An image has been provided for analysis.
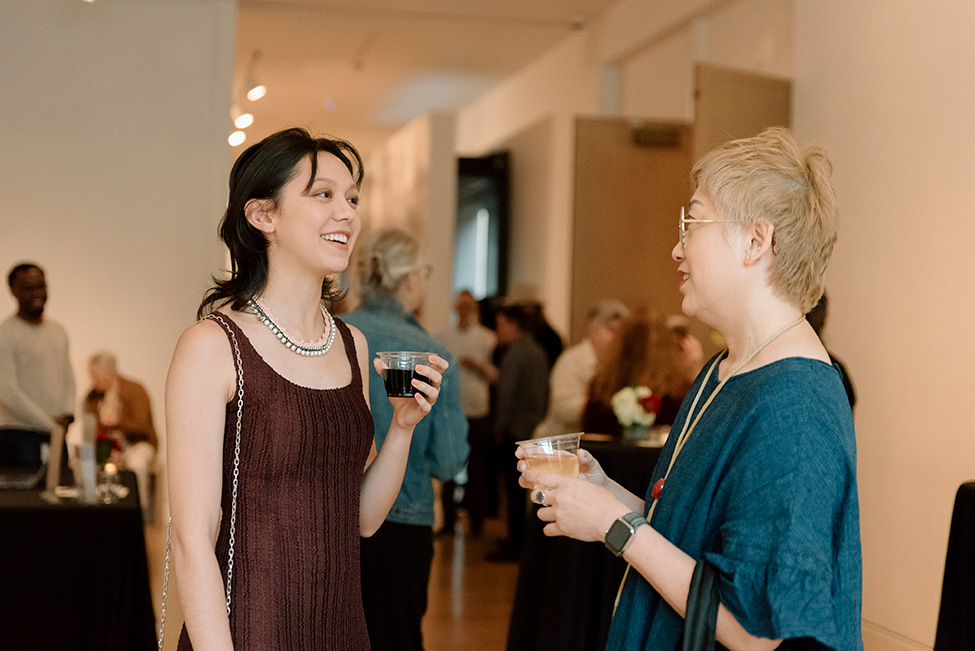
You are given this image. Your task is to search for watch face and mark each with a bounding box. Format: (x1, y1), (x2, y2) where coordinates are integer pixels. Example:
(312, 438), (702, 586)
(606, 519), (633, 555)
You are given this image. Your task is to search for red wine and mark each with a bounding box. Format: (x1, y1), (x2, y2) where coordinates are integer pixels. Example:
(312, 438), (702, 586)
(383, 368), (432, 397)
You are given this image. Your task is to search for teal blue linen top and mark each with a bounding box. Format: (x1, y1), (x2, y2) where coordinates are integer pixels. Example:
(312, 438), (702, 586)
(341, 295), (469, 527)
(606, 355), (862, 651)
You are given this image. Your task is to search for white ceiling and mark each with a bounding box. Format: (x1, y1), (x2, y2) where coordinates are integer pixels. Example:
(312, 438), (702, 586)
(235, 0), (620, 156)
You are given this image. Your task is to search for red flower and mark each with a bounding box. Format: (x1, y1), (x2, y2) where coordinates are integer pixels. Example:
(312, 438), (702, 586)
(639, 394), (662, 415)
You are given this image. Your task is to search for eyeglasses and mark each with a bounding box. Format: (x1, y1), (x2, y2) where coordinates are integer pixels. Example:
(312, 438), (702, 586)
(678, 206), (740, 246)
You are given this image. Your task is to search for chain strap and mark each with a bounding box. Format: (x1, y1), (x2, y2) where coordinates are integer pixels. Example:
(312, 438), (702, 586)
(157, 520), (171, 649)
(158, 313), (245, 648)
(223, 313), (244, 614)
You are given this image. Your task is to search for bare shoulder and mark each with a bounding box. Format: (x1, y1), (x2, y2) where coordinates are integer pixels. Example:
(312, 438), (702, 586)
(175, 317), (232, 360)
(345, 323), (370, 361)
(168, 318), (236, 398)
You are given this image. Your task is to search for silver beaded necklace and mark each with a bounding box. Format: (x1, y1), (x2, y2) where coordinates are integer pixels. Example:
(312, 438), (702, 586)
(248, 297), (337, 357)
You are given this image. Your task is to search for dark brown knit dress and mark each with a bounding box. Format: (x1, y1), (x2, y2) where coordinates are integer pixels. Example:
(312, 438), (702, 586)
(177, 314), (374, 650)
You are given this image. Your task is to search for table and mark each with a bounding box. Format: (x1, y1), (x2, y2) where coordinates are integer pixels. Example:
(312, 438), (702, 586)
(0, 471), (156, 651)
(507, 440), (663, 651)
(935, 481), (975, 651)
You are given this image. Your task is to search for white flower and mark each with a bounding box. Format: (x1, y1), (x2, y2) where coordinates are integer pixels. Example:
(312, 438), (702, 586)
(611, 385), (659, 427)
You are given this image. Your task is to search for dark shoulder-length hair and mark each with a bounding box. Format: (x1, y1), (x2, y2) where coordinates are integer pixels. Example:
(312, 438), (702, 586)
(197, 127), (364, 319)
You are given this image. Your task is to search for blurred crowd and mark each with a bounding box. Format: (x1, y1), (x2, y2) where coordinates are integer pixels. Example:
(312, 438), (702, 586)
(423, 285), (706, 562)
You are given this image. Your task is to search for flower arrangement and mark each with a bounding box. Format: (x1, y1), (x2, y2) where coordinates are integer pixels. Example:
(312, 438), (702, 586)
(611, 386), (662, 428)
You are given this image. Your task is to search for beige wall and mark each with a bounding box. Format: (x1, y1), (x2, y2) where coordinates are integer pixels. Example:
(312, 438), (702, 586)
(796, 1), (975, 648)
(456, 0), (795, 337)
(357, 112), (458, 332)
(0, 0), (236, 457)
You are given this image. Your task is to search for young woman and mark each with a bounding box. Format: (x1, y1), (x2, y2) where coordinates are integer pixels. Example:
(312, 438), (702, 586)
(518, 127), (862, 650)
(166, 128), (448, 650)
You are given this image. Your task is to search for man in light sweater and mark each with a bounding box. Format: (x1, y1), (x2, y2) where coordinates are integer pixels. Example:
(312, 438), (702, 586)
(0, 263), (75, 469)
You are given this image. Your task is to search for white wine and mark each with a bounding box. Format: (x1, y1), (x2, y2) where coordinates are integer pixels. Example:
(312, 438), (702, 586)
(525, 452), (580, 479)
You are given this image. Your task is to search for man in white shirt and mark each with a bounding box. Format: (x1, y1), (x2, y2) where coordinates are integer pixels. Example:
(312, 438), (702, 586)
(436, 290), (497, 536)
(533, 298), (629, 438)
(0, 263), (75, 470)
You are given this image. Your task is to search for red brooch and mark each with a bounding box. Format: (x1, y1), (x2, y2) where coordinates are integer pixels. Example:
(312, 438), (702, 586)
(652, 478), (665, 499)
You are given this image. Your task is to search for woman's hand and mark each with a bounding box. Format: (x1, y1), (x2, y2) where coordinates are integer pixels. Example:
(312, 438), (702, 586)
(577, 448), (609, 487)
(523, 470), (629, 543)
(375, 354), (447, 430)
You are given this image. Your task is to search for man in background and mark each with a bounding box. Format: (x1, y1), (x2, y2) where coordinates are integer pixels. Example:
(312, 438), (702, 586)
(0, 263), (75, 470)
(84, 351), (157, 515)
(535, 298), (629, 438)
(489, 303), (549, 561)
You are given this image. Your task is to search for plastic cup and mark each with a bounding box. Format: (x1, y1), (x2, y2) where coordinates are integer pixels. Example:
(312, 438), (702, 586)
(516, 432), (582, 499)
(377, 351), (433, 397)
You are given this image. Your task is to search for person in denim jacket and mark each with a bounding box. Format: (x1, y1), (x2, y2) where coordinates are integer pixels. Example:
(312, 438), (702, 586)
(342, 226), (469, 651)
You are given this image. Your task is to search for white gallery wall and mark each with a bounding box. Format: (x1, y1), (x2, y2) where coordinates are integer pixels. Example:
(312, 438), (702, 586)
(0, 0), (236, 457)
(355, 112), (458, 332)
(795, 1), (975, 648)
(456, 0), (794, 336)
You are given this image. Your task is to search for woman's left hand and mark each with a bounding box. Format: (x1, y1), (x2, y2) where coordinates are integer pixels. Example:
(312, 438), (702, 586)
(375, 354), (447, 430)
(526, 469), (629, 543)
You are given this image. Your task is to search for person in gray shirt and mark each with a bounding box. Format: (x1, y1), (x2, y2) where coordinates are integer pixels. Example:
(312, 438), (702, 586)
(0, 262), (75, 469)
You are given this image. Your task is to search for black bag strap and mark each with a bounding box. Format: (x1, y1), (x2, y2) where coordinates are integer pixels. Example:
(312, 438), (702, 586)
(683, 559), (720, 651)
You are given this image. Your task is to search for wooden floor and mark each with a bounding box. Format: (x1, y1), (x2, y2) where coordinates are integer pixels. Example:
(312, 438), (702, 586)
(146, 484), (520, 651)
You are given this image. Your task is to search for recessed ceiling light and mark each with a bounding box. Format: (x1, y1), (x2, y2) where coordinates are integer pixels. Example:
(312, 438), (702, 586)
(228, 131), (246, 147)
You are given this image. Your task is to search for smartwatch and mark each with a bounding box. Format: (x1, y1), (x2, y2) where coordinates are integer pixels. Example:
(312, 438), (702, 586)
(604, 511), (648, 557)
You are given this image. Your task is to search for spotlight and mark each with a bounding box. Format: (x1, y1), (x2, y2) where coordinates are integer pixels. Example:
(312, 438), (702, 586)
(228, 131), (246, 147)
(231, 105), (254, 129)
(244, 50), (266, 102)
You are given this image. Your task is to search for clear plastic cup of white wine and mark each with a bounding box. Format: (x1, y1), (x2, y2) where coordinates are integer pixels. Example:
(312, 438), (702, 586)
(516, 432), (582, 502)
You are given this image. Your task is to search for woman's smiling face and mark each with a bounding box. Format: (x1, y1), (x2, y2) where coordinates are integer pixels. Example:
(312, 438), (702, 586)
(267, 151), (361, 276)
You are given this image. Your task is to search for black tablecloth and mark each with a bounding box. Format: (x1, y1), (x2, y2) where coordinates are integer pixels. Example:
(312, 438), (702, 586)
(507, 440), (663, 651)
(0, 471), (156, 651)
(935, 481), (975, 651)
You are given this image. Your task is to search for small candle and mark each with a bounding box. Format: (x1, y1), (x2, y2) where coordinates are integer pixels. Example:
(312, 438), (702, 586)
(104, 462), (118, 475)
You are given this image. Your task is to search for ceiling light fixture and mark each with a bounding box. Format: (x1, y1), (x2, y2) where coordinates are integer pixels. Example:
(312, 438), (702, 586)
(244, 50), (266, 102)
(231, 105), (254, 129)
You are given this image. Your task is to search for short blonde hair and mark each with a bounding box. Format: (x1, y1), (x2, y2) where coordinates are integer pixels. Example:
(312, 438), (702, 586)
(692, 127), (838, 313)
(356, 227), (421, 304)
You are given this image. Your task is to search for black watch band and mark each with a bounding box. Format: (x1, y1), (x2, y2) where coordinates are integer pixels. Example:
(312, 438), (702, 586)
(604, 511), (648, 557)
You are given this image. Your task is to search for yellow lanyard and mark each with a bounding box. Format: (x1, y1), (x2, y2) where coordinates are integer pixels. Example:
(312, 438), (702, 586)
(613, 315), (806, 611)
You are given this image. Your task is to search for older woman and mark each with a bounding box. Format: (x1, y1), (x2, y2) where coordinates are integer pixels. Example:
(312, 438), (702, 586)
(519, 127), (861, 650)
(341, 226), (469, 651)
